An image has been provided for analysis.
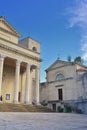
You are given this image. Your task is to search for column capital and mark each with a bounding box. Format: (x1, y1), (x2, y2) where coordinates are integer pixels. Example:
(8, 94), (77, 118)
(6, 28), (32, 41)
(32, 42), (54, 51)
(16, 60), (21, 66)
(36, 66), (40, 70)
(26, 63), (32, 69)
(0, 54), (6, 61)
(26, 63), (32, 66)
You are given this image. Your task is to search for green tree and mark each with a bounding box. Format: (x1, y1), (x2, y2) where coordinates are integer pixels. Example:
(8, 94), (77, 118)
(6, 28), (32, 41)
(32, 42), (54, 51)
(74, 56), (83, 64)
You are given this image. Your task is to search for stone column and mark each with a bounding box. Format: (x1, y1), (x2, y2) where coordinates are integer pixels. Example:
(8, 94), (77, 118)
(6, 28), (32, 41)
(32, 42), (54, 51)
(14, 60), (21, 103)
(0, 55), (5, 101)
(25, 63), (31, 104)
(35, 66), (40, 104)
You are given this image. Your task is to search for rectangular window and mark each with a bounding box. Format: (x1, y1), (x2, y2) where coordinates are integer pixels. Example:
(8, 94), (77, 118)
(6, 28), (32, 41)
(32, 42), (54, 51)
(6, 94), (10, 100)
(18, 92), (21, 102)
(58, 89), (63, 100)
(52, 104), (56, 111)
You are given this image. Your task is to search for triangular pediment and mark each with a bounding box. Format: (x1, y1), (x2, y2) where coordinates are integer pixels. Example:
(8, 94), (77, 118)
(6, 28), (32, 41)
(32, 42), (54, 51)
(76, 63), (87, 71)
(0, 16), (21, 37)
(46, 59), (72, 71)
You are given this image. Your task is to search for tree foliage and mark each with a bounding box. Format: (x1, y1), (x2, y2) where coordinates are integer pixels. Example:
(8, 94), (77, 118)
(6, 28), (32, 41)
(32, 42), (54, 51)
(74, 56), (83, 64)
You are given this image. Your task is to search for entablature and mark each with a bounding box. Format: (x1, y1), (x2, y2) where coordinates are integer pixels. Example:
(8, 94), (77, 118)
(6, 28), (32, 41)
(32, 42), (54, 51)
(0, 37), (41, 63)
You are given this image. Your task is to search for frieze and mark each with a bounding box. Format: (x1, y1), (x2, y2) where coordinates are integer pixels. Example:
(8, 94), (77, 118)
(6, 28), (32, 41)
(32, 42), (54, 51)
(0, 41), (41, 62)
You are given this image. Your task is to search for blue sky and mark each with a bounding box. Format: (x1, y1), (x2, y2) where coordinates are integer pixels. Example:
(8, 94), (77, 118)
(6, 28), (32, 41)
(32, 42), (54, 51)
(0, 0), (87, 82)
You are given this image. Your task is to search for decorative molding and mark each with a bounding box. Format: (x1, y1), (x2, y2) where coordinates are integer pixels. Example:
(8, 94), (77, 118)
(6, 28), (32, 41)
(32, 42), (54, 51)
(0, 39), (41, 62)
(0, 17), (21, 37)
(55, 84), (64, 87)
(46, 64), (73, 72)
(0, 27), (19, 37)
(0, 37), (40, 54)
(47, 77), (73, 84)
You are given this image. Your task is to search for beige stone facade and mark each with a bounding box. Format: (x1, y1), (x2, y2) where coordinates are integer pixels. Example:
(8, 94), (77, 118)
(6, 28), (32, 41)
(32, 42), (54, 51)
(40, 59), (87, 112)
(0, 16), (41, 104)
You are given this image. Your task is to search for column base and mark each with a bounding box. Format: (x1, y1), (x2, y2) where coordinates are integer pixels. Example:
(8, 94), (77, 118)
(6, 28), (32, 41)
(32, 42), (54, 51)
(13, 101), (19, 104)
(0, 101), (3, 104)
(36, 103), (41, 106)
(24, 101), (32, 105)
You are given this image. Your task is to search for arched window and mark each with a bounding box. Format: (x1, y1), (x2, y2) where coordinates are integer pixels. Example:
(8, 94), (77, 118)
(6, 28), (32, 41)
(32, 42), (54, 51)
(56, 74), (64, 81)
(32, 47), (37, 52)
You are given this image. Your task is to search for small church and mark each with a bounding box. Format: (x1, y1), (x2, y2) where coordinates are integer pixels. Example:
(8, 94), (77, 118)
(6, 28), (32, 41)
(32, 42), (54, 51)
(0, 16), (41, 104)
(40, 59), (87, 114)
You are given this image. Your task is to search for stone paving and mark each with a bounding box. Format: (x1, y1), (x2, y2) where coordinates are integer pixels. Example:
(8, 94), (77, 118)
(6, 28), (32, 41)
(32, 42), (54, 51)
(0, 112), (87, 130)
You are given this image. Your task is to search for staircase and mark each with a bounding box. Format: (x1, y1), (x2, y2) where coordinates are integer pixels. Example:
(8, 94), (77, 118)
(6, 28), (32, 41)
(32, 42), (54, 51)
(0, 103), (53, 112)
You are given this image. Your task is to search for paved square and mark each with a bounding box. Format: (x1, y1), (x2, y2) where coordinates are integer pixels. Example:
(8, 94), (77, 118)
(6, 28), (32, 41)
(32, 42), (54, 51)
(0, 112), (87, 130)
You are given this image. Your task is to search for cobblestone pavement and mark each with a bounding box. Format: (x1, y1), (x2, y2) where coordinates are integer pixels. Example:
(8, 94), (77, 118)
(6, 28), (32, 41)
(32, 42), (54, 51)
(0, 112), (87, 130)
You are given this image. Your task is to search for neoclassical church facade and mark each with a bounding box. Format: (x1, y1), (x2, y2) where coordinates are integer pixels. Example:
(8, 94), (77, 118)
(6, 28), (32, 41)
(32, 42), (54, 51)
(0, 16), (41, 104)
(40, 59), (87, 113)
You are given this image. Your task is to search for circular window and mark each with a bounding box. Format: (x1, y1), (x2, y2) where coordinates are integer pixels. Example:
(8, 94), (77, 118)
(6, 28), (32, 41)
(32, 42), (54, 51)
(56, 74), (64, 80)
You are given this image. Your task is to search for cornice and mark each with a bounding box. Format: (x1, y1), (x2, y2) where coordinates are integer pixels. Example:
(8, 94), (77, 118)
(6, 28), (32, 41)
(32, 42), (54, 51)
(20, 36), (40, 45)
(55, 84), (64, 87)
(0, 17), (21, 37)
(46, 64), (73, 72)
(0, 37), (40, 55)
(0, 27), (20, 37)
(76, 69), (87, 72)
(47, 77), (73, 84)
(0, 38), (41, 62)
(45, 59), (74, 72)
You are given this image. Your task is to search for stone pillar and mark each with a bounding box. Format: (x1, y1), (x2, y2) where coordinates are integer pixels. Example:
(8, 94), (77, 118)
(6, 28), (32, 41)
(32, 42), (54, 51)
(25, 63), (31, 104)
(0, 55), (5, 101)
(35, 66), (40, 104)
(14, 60), (21, 103)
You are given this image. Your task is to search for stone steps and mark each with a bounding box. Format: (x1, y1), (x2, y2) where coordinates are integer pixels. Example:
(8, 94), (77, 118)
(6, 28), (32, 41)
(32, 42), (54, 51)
(0, 103), (53, 112)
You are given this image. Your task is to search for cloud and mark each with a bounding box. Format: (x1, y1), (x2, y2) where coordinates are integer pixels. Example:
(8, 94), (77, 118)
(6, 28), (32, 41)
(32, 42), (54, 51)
(67, 0), (87, 61)
(68, 0), (87, 28)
